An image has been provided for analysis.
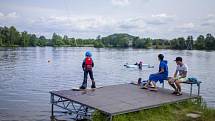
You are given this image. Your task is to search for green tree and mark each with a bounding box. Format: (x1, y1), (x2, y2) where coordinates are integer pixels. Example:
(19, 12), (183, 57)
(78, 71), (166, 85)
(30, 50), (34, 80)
(0, 27), (2, 46)
(29, 34), (38, 47)
(94, 40), (104, 48)
(52, 33), (64, 46)
(63, 35), (69, 45)
(20, 31), (30, 47)
(178, 37), (186, 49)
(144, 38), (152, 48)
(38, 36), (47, 46)
(0, 35), (2, 46)
(186, 36), (193, 50)
(195, 35), (205, 50)
(9, 26), (19, 46)
(69, 38), (76, 47)
(205, 33), (215, 50)
(170, 37), (186, 49)
(133, 38), (152, 48)
(1, 26), (10, 46)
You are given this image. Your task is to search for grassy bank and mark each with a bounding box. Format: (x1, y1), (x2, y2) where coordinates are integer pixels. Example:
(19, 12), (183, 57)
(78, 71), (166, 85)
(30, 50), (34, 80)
(92, 99), (215, 121)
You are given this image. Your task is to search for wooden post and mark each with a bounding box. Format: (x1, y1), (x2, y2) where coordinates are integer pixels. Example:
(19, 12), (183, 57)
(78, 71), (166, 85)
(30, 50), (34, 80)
(190, 84), (193, 96)
(198, 84), (200, 96)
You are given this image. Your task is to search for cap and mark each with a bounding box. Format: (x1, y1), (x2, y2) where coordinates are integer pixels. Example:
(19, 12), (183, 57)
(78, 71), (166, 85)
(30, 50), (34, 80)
(174, 57), (182, 61)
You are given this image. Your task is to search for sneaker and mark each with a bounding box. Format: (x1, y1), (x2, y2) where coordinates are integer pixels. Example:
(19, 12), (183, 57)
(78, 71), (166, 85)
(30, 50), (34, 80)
(176, 92), (182, 96)
(172, 91), (178, 95)
(91, 84), (96, 88)
(79, 86), (86, 89)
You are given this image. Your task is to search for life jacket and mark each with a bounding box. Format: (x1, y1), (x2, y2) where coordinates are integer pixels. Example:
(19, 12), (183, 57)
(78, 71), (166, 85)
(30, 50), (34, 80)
(85, 57), (93, 70)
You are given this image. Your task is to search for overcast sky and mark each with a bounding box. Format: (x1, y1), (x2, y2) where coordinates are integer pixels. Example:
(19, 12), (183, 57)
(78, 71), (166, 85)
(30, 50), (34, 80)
(0, 0), (215, 39)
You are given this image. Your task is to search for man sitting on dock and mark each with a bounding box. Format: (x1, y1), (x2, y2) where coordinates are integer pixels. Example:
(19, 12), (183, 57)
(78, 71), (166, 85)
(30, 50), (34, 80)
(141, 54), (168, 91)
(168, 57), (188, 96)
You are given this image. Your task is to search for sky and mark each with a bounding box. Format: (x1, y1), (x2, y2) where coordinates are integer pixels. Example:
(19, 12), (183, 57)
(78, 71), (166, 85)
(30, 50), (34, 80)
(0, 0), (215, 39)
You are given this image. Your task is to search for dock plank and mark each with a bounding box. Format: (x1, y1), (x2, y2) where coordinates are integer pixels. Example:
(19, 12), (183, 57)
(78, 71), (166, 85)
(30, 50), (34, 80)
(50, 83), (198, 115)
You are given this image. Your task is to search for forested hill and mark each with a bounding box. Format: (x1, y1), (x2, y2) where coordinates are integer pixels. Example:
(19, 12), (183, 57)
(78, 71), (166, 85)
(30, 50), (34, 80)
(101, 33), (138, 47)
(0, 26), (215, 50)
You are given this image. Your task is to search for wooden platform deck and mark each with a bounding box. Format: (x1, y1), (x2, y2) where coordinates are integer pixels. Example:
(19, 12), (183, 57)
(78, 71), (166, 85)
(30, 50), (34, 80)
(50, 83), (199, 120)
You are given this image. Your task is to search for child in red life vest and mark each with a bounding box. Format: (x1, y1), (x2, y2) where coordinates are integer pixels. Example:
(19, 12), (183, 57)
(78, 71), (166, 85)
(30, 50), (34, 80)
(80, 51), (96, 89)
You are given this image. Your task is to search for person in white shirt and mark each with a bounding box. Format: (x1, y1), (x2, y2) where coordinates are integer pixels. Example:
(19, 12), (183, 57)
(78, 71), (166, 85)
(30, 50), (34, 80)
(168, 57), (188, 96)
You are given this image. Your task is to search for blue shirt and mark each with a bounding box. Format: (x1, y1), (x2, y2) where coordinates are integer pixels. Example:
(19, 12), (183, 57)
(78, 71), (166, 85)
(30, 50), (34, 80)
(159, 60), (168, 78)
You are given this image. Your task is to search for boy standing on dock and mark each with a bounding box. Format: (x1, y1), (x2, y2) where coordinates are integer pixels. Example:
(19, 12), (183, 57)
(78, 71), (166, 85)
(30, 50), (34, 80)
(80, 51), (96, 89)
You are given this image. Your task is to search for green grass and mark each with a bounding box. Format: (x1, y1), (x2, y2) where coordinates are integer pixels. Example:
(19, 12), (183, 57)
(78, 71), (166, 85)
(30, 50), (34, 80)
(92, 98), (215, 121)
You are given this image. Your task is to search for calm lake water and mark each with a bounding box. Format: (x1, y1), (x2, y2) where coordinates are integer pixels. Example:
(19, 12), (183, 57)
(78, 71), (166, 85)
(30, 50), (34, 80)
(0, 47), (215, 121)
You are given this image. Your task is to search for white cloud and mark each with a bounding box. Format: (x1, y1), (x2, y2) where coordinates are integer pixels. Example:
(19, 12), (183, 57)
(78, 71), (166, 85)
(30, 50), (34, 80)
(7, 12), (18, 18)
(179, 22), (195, 29)
(145, 13), (175, 25)
(152, 13), (174, 18)
(22, 14), (178, 38)
(23, 15), (153, 38)
(152, 13), (168, 18)
(0, 12), (4, 18)
(201, 14), (215, 27)
(28, 15), (119, 36)
(0, 12), (18, 20)
(111, 0), (130, 7)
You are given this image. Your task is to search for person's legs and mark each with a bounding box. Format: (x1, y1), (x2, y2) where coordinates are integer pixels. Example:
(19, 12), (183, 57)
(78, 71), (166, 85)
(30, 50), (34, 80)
(142, 74), (159, 89)
(89, 70), (96, 88)
(80, 71), (88, 89)
(175, 80), (182, 95)
(142, 80), (150, 89)
(150, 81), (157, 91)
(168, 77), (178, 93)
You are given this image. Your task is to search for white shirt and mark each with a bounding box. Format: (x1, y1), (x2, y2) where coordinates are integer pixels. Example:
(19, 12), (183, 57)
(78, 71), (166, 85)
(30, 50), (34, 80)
(176, 63), (188, 76)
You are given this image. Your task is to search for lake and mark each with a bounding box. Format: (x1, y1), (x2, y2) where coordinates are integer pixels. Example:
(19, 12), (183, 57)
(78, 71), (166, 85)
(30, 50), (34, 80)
(0, 47), (214, 121)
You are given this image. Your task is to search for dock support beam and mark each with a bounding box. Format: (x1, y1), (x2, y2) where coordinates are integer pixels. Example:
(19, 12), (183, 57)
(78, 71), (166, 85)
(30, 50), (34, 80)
(190, 84), (193, 96)
(50, 92), (95, 120)
(198, 84), (201, 96)
(50, 93), (55, 120)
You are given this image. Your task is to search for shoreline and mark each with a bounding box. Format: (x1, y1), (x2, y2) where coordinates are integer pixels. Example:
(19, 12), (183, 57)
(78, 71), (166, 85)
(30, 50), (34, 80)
(0, 46), (215, 51)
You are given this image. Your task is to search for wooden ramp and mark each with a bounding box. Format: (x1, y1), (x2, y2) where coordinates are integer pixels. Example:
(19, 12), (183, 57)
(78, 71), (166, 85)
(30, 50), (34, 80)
(50, 83), (199, 121)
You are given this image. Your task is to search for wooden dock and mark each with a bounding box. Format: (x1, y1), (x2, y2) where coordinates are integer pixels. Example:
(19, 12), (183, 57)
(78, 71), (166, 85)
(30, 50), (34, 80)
(50, 83), (199, 121)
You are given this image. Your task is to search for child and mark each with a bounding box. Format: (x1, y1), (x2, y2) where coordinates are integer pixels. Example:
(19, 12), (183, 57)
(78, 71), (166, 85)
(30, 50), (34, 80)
(80, 51), (96, 89)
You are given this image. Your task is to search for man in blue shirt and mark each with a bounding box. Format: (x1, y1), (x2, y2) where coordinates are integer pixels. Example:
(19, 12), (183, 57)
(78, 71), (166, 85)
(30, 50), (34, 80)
(141, 54), (168, 91)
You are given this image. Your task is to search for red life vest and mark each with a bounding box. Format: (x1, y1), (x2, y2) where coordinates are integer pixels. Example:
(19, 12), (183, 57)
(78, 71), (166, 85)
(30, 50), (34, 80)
(85, 57), (93, 70)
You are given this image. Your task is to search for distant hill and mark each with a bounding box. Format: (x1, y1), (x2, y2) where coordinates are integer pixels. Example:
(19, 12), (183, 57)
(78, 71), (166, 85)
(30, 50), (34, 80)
(101, 33), (139, 47)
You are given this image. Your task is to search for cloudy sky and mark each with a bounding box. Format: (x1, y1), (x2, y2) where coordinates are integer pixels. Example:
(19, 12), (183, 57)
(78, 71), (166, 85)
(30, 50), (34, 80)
(0, 0), (215, 39)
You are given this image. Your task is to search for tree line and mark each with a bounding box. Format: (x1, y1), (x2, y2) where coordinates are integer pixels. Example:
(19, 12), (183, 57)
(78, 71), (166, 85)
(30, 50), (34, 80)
(0, 26), (215, 50)
(0, 26), (103, 47)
